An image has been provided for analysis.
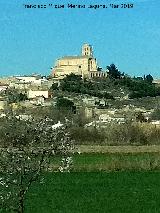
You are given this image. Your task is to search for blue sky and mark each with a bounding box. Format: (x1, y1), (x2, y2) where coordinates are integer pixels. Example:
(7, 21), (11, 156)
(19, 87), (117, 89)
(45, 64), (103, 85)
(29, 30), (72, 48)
(0, 0), (160, 78)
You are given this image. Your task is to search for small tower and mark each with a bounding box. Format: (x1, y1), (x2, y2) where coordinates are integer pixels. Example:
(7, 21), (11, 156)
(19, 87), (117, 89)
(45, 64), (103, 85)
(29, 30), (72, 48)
(82, 43), (93, 57)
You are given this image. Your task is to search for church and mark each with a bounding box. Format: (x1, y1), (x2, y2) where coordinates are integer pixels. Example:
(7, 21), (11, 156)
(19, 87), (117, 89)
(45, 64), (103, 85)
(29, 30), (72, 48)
(51, 44), (107, 79)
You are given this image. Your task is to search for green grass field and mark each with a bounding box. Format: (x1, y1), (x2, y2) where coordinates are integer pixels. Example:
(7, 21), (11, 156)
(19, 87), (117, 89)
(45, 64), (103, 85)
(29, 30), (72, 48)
(25, 153), (160, 212)
(25, 171), (160, 213)
(2, 152), (160, 212)
(71, 152), (160, 171)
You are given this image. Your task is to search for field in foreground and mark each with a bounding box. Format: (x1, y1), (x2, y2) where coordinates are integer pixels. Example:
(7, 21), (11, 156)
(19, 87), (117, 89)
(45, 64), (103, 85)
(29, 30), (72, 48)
(25, 171), (160, 213)
(76, 145), (160, 153)
(53, 152), (160, 171)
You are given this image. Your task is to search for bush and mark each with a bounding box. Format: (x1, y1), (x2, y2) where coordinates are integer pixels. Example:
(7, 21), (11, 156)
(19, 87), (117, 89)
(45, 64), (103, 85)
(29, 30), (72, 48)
(101, 123), (148, 145)
(150, 109), (160, 120)
(70, 127), (105, 145)
(71, 122), (160, 146)
(56, 97), (76, 113)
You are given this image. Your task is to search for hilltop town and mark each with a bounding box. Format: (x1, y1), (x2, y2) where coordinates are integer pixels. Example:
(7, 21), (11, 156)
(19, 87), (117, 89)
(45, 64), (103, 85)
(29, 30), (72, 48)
(1, 0), (160, 210)
(1, 44), (160, 213)
(0, 43), (160, 145)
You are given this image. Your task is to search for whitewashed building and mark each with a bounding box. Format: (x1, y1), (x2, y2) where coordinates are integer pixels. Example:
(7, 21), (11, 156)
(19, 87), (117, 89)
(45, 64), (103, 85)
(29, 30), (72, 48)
(27, 90), (49, 99)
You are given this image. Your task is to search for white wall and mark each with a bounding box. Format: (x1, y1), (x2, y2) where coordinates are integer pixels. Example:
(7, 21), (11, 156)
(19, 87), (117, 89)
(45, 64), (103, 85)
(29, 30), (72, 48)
(27, 90), (49, 99)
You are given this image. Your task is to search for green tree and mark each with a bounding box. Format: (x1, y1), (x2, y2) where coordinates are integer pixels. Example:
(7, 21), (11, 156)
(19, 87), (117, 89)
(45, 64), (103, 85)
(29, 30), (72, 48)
(150, 109), (160, 120)
(50, 82), (58, 90)
(103, 92), (114, 99)
(59, 73), (115, 98)
(3, 88), (27, 104)
(64, 73), (82, 82)
(56, 97), (76, 113)
(144, 74), (153, 84)
(107, 63), (122, 79)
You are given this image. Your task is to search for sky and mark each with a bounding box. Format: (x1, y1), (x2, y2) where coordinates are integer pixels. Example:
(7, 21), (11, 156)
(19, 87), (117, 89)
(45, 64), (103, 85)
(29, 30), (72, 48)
(0, 0), (160, 78)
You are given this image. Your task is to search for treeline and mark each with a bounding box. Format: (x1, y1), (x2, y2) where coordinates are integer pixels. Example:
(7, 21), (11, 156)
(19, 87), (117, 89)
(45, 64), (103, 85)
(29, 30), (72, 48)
(51, 64), (160, 99)
(115, 76), (159, 98)
(106, 63), (160, 98)
(51, 73), (114, 99)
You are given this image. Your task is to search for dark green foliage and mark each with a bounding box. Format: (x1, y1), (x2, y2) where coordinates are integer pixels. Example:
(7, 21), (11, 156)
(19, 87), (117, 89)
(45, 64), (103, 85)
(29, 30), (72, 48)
(107, 63), (122, 79)
(97, 67), (102, 71)
(56, 97), (76, 113)
(25, 171), (160, 213)
(116, 76), (156, 98)
(52, 71), (159, 100)
(60, 72), (158, 99)
(103, 92), (114, 99)
(144, 74), (153, 84)
(155, 87), (160, 96)
(135, 112), (147, 123)
(63, 73), (82, 82)
(60, 74), (83, 93)
(128, 80), (156, 98)
(50, 83), (58, 90)
(20, 93), (27, 101)
(3, 88), (28, 104)
(70, 127), (105, 144)
(59, 74), (114, 99)
(150, 108), (160, 120)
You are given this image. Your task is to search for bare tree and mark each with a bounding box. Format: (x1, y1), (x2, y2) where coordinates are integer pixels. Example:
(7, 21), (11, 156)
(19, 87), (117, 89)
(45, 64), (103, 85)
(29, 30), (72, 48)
(0, 115), (74, 213)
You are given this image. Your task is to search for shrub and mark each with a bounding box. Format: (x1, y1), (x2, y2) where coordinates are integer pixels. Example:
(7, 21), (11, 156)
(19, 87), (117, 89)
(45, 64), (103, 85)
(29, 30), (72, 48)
(70, 127), (105, 145)
(150, 109), (160, 120)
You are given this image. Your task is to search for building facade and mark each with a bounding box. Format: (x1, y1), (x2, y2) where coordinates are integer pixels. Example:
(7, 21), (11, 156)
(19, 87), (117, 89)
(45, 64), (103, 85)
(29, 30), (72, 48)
(51, 44), (107, 79)
(27, 90), (49, 99)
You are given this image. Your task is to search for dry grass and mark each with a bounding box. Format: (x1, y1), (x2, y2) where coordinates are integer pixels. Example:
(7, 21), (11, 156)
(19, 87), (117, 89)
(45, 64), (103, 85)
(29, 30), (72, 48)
(72, 153), (160, 171)
(72, 122), (160, 146)
(76, 145), (160, 153)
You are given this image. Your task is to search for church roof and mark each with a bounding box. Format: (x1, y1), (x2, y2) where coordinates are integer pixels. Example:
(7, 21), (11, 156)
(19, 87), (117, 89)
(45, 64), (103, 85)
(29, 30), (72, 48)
(60, 55), (93, 60)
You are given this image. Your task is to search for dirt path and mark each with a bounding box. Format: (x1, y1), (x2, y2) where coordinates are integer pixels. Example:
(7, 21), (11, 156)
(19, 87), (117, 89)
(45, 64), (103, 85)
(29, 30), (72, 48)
(76, 145), (160, 153)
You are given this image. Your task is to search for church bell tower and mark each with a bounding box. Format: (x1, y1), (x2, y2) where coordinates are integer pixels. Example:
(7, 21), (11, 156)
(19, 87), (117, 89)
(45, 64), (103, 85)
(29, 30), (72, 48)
(82, 43), (93, 57)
